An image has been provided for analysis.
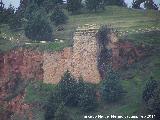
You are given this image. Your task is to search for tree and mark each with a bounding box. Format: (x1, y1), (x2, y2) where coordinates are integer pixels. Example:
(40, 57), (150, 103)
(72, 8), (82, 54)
(50, 6), (68, 26)
(142, 77), (158, 103)
(25, 10), (53, 41)
(132, 0), (141, 9)
(57, 70), (78, 106)
(78, 83), (97, 112)
(8, 12), (23, 30)
(24, 3), (39, 20)
(142, 77), (160, 119)
(147, 86), (160, 120)
(100, 68), (124, 102)
(54, 102), (72, 120)
(105, 0), (126, 7)
(132, 0), (159, 10)
(85, 0), (105, 12)
(29, 0), (45, 6)
(0, 4), (15, 24)
(144, 0), (158, 10)
(67, 0), (82, 14)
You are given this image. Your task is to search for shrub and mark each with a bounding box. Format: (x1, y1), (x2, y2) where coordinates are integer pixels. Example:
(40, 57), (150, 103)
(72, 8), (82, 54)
(100, 68), (124, 102)
(50, 6), (68, 26)
(25, 11), (53, 41)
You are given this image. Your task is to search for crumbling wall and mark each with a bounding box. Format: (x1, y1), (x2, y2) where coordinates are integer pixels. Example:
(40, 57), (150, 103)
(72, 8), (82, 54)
(43, 48), (73, 84)
(43, 26), (101, 84)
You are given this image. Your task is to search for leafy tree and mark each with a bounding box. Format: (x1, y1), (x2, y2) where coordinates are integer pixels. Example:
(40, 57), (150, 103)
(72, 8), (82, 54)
(100, 68), (124, 102)
(85, 0), (105, 12)
(78, 83), (97, 112)
(50, 6), (68, 26)
(67, 0), (82, 14)
(25, 10), (53, 41)
(105, 0), (126, 7)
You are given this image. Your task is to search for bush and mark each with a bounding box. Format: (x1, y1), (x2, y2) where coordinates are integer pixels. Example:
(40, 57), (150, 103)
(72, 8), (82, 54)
(50, 6), (68, 26)
(100, 68), (124, 102)
(25, 11), (53, 41)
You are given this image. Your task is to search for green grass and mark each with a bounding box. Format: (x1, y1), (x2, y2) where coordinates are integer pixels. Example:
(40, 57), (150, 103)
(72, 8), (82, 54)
(25, 81), (56, 104)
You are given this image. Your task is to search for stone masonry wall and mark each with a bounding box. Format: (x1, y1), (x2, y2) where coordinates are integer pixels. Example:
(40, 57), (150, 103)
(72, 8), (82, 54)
(43, 25), (101, 84)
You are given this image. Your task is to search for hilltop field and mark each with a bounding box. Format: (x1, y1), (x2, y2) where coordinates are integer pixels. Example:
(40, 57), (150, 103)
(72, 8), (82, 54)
(0, 6), (160, 120)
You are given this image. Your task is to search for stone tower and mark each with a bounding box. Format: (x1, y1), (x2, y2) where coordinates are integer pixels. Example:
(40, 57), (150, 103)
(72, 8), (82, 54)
(43, 24), (102, 84)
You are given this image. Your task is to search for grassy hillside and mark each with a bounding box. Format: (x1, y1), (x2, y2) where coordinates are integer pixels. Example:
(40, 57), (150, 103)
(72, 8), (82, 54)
(0, 6), (160, 52)
(55, 6), (160, 45)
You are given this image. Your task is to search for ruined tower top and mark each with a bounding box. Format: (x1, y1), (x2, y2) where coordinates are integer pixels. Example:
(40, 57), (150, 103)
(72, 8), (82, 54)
(75, 24), (100, 36)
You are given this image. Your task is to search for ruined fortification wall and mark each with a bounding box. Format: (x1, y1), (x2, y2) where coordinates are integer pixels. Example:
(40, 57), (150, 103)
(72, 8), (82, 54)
(0, 25), (144, 85)
(43, 25), (101, 84)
